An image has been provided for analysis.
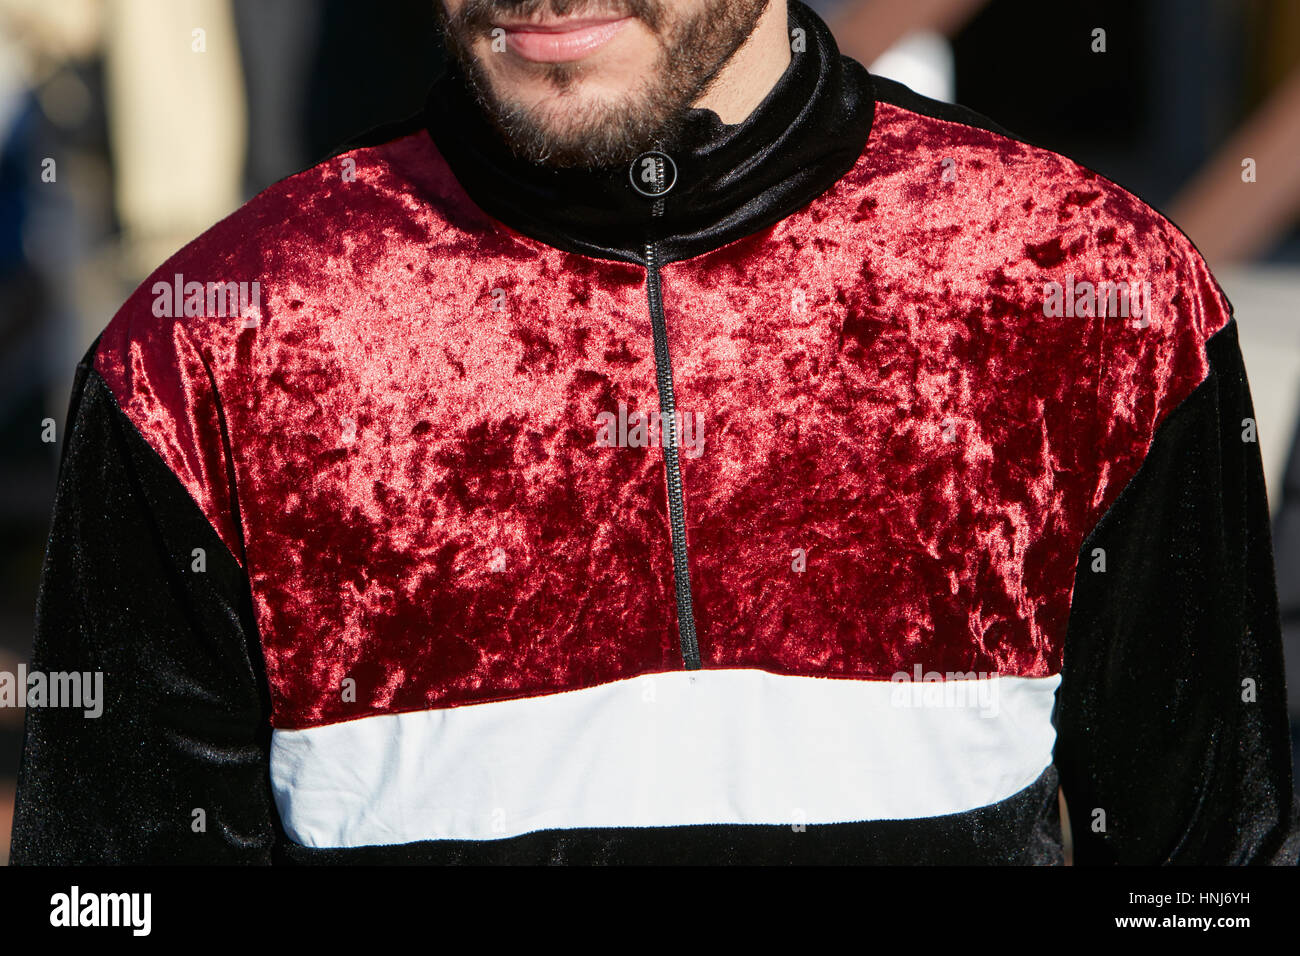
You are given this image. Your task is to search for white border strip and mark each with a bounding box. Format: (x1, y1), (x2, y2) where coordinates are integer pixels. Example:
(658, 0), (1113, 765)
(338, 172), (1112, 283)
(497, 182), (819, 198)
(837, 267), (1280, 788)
(271, 668), (1060, 847)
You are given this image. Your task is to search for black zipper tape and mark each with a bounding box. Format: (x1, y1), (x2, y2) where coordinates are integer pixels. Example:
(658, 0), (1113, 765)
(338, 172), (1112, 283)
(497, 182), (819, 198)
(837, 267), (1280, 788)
(643, 240), (701, 670)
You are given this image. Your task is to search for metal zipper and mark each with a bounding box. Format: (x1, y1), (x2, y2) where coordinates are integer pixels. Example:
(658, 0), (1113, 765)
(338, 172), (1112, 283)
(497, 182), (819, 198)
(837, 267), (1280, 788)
(643, 239), (701, 670)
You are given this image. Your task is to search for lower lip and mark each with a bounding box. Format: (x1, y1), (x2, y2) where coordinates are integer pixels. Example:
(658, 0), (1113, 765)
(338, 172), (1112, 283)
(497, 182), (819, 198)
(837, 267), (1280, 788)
(500, 17), (631, 63)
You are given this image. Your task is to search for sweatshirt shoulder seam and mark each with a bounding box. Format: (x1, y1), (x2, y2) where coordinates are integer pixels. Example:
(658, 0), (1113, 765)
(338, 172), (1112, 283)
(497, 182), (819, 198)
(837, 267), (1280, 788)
(869, 72), (1233, 315)
(82, 361), (247, 571)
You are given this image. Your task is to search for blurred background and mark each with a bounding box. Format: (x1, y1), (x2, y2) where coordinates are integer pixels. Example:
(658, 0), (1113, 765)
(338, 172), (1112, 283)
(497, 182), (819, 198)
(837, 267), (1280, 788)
(1, 0), (1298, 865)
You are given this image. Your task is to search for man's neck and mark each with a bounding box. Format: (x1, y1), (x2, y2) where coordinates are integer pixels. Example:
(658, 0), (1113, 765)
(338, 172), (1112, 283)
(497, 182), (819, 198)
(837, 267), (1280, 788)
(693, 0), (792, 124)
(422, 0), (874, 263)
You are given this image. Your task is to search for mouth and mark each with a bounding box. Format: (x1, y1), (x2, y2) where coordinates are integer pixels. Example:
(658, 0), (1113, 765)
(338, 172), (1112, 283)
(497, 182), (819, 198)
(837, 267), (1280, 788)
(493, 15), (633, 63)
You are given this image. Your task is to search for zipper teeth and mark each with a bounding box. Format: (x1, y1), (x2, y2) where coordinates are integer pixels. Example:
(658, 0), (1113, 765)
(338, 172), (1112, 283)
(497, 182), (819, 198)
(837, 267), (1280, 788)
(644, 240), (701, 670)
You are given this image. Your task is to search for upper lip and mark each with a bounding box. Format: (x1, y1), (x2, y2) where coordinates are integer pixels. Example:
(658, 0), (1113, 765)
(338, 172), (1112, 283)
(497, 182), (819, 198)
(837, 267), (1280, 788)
(494, 14), (629, 33)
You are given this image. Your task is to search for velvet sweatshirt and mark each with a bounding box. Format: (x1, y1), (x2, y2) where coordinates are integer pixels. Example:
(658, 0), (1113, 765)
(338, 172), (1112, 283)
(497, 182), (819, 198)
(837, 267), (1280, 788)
(12, 2), (1300, 864)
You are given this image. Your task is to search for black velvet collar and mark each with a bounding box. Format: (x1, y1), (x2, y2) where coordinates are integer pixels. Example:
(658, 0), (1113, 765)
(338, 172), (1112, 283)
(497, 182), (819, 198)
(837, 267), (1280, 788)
(422, 1), (875, 264)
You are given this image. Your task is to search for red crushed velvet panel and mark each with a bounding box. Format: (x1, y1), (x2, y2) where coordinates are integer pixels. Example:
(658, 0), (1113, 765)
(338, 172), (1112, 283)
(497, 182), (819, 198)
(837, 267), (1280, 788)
(93, 101), (1228, 729)
(665, 101), (1227, 682)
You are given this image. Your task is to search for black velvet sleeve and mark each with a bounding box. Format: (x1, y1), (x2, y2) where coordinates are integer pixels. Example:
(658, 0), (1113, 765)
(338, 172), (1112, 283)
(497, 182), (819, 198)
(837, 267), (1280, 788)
(1055, 318), (1300, 865)
(10, 341), (280, 864)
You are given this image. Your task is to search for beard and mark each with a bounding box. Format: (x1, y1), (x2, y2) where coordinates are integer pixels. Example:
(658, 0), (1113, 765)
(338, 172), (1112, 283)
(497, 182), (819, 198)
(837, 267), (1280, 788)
(437, 0), (771, 168)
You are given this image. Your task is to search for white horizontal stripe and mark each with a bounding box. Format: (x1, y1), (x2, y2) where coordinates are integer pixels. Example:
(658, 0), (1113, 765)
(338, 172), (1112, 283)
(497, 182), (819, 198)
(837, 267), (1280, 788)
(271, 668), (1061, 847)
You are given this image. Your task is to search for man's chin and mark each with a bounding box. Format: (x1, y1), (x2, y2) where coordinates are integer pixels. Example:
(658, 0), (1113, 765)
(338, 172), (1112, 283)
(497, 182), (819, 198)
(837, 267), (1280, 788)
(471, 82), (670, 167)
(478, 62), (645, 123)
(489, 115), (664, 168)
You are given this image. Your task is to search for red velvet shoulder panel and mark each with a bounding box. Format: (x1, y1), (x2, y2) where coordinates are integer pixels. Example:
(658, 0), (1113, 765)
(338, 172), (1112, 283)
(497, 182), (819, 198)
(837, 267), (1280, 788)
(92, 104), (1229, 729)
(664, 100), (1227, 684)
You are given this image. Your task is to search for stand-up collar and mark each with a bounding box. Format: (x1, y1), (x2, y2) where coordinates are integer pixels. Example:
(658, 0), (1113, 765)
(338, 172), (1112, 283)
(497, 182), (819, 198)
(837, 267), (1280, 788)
(423, 0), (875, 264)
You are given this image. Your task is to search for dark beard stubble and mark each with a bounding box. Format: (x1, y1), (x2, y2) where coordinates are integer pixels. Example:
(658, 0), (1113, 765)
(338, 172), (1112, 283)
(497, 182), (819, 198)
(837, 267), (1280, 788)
(438, 0), (772, 167)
